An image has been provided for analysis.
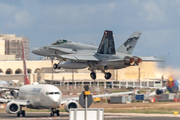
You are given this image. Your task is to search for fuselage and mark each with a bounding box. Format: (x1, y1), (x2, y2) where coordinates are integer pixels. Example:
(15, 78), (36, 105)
(32, 41), (98, 57)
(19, 84), (61, 109)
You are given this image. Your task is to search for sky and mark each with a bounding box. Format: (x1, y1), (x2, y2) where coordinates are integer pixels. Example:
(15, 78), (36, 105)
(0, 0), (180, 67)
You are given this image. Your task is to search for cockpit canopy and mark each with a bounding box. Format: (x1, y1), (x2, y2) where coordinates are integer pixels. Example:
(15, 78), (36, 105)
(51, 39), (72, 45)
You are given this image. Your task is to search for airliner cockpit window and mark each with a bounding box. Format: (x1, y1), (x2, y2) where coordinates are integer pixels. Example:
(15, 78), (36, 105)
(55, 92), (60, 95)
(51, 39), (70, 45)
(46, 92), (60, 95)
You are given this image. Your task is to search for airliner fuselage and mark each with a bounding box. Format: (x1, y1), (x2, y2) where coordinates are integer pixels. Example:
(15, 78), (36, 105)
(19, 84), (61, 109)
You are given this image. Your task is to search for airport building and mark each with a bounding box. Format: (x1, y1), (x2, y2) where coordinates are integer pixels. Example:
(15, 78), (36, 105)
(0, 34), (29, 60)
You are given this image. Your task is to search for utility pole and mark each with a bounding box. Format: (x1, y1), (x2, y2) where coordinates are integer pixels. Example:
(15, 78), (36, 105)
(51, 58), (54, 84)
(138, 68), (141, 93)
(72, 69), (74, 87)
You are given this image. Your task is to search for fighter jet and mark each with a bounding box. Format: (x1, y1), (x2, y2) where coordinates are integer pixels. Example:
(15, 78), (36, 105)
(32, 39), (98, 69)
(32, 30), (159, 80)
(54, 30), (159, 80)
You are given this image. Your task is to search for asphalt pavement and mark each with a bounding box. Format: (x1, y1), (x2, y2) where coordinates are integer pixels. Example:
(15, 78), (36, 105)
(0, 112), (180, 120)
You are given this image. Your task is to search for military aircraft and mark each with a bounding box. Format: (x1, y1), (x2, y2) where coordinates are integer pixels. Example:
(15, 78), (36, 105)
(0, 42), (135, 117)
(32, 39), (98, 69)
(32, 30), (159, 80)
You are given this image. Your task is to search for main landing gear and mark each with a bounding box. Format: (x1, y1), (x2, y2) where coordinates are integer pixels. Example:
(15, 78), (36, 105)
(90, 72), (96, 80)
(17, 107), (25, 117)
(53, 63), (61, 69)
(90, 71), (111, 80)
(50, 108), (59, 117)
(105, 72), (111, 80)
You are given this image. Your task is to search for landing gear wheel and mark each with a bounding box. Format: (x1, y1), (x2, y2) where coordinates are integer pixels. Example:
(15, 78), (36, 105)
(22, 110), (25, 117)
(50, 112), (54, 117)
(105, 72), (111, 80)
(53, 63), (58, 69)
(90, 72), (96, 80)
(17, 112), (20, 117)
(56, 110), (59, 116)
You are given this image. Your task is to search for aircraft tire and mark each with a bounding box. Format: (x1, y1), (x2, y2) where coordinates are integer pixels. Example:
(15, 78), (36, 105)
(50, 112), (54, 117)
(90, 72), (96, 80)
(53, 63), (58, 69)
(17, 112), (20, 117)
(56, 110), (59, 116)
(22, 110), (25, 117)
(105, 72), (111, 79)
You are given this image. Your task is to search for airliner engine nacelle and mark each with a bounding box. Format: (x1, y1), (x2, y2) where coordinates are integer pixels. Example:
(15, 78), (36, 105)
(6, 102), (20, 114)
(132, 56), (142, 65)
(156, 89), (164, 95)
(58, 61), (88, 69)
(10, 90), (19, 98)
(123, 56), (135, 66)
(64, 100), (79, 112)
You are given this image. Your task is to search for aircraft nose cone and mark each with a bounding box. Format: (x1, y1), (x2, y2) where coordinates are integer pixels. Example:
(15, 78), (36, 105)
(50, 96), (60, 108)
(32, 48), (40, 55)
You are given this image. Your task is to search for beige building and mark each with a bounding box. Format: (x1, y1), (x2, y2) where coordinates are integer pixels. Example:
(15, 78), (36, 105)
(0, 34), (29, 60)
(0, 59), (163, 84)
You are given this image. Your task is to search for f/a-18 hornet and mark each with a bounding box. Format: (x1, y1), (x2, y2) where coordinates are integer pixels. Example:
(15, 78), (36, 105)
(32, 30), (158, 80)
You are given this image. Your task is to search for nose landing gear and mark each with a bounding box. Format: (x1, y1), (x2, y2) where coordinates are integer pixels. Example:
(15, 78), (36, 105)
(53, 63), (61, 69)
(50, 108), (59, 117)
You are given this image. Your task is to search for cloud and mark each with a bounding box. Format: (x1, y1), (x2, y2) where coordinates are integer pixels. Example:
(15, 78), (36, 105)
(8, 10), (36, 29)
(143, 1), (166, 22)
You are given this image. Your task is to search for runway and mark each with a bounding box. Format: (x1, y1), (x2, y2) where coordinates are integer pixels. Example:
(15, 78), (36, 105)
(0, 112), (180, 120)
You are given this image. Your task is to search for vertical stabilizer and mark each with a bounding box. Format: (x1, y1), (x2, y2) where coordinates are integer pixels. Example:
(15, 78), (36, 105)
(117, 31), (142, 54)
(22, 42), (30, 85)
(97, 30), (116, 54)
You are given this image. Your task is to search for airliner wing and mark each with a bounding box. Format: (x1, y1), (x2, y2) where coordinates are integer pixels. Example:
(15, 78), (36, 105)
(61, 91), (134, 104)
(0, 99), (30, 106)
(113, 84), (166, 90)
(0, 86), (20, 90)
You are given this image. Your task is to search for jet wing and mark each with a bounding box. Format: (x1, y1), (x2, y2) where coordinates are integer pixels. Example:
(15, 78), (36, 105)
(61, 54), (99, 61)
(0, 99), (31, 106)
(61, 91), (134, 104)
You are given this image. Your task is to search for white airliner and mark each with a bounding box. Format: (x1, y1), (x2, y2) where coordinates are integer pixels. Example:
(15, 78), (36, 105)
(0, 42), (134, 117)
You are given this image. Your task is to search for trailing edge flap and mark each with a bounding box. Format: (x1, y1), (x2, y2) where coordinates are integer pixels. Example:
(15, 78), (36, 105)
(49, 47), (73, 54)
(61, 54), (99, 61)
(97, 30), (116, 55)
